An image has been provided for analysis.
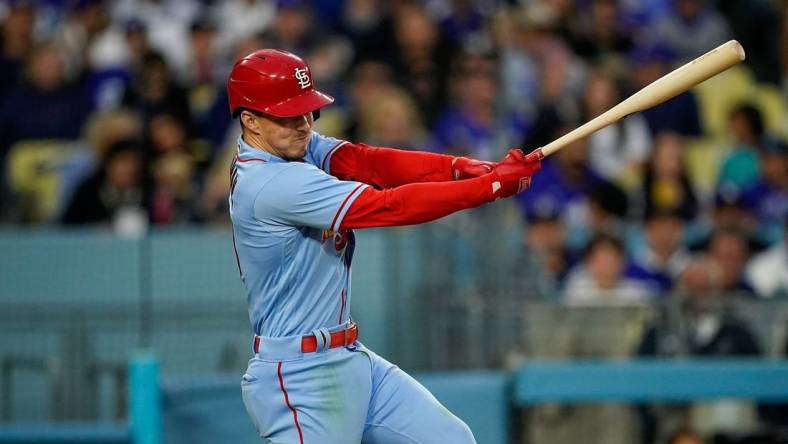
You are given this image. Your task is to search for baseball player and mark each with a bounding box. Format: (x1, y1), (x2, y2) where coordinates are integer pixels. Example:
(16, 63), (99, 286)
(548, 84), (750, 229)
(227, 49), (542, 443)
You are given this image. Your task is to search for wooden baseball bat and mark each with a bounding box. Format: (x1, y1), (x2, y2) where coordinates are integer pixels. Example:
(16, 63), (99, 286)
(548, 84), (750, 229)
(529, 40), (746, 160)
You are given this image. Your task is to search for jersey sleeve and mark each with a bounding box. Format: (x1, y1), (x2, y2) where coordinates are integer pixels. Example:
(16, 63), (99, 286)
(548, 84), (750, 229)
(329, 143), (454, 188)
(304, 132), (348, 174)
(253, 164), (368, 231)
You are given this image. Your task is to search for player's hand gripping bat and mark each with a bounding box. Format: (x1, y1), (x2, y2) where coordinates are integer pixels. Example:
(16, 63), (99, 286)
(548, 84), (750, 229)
(526, 40), (746, 160)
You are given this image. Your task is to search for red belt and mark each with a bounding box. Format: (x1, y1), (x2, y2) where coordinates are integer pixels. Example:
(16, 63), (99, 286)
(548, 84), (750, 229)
(254, 323), (359, 354)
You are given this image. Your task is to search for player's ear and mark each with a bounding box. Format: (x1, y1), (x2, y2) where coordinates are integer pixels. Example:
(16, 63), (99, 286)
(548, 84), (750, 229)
(240, 110), (262, 135)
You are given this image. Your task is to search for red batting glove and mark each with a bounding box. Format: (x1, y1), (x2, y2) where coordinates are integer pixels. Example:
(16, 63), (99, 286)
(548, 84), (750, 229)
(488, 149), (543, 199)
(452, 156), (497, 180)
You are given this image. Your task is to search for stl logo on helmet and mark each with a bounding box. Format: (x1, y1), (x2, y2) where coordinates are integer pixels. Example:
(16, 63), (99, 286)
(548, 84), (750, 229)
(294, 67), (311, 89)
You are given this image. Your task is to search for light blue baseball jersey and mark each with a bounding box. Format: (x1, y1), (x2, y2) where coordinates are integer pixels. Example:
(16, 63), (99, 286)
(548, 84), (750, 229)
(229, 132), (368, 337)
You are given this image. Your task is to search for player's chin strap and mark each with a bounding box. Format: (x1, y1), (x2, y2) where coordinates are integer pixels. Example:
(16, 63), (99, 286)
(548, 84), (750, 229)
(311, 327), (332, 353)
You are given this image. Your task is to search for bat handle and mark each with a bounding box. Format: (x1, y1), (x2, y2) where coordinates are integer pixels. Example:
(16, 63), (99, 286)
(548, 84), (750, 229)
(524, 148), (545, 162)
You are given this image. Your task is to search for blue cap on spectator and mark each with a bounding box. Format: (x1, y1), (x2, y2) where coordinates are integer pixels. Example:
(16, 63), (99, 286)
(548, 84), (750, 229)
(629, 43), (675, 66)
(69, 0), (104, 11)
(714, 183), (747, 209)
(6, 0), (37, 10)
(525, 195), (562, 223)
(124, 18), (146, 34)
(191, 15), (217, 33)
(758, 136), (788, 155)
(277, 0), (308, 10)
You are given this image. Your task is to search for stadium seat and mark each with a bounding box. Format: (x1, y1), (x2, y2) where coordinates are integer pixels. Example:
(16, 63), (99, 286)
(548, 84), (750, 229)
(693, 65), (754, 138)
(7, 140), (84, 223)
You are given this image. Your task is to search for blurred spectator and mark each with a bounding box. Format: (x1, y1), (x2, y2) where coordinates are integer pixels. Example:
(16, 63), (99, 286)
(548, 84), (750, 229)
(111, 0), (202, 74)
(741, 137), (788, 241)
(374, 3), (456, 127)
(642, 132), (698, 221)
(123, 19), (151, 73)
(0, 2), (35, 100)
(181, 17), (221, 86)
(0, 42), (93, 163)
(55, 0), (128, 78)
(342, 60), (396, 141)
(432, 51), (524, 159)
(212, 0), (275, 55)
(144, 112), (202, 225)
(716, 0), (782, 84)
(699, 185), (769, 254)
(339, 0), (386, 62)
(519, 198), (576, 296)
(746, 226), (788, 298)
(497, 3), (583, 127)
(356, 86), (427, 148)
(638, 257), (761, 357)
(627, 209), (691, 296)
(718, 104), (765, 191)
(584, 68), (652, 187)
(588, 180), (629, 237)
(303, 34), (354, 102)
(712, 185), (755, 232)
(61, 138), (148, 227)
(707, 228), (755, 297)
(59, 108), (143, 215)
(637, 256), (761, 444)
(783, 1), (788, 93)
(519, 42), (584, 150)
(646, 0), (731, 62)
(122, 51), (191, 126)
(667, 428), (705, 444)
(269, 0), (317, 55)
(563, 233), (653, 305)
(434, 0), (486, 46)
(184, 16), (233, 152)
(632, 44), (702, 137)
(567, 0), (634, 62)
(518, 126), (604, 251)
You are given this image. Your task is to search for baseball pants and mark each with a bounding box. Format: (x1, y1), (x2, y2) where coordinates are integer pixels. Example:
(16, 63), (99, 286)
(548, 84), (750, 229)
(241, 328), (476, 443)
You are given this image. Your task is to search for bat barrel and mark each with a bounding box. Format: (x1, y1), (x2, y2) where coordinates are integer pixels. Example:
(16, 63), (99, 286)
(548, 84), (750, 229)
(537, 40), (745, 158)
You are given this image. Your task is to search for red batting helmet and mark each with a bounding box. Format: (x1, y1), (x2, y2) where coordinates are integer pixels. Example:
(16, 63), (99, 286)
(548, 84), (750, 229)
(227, 49), (334, 118)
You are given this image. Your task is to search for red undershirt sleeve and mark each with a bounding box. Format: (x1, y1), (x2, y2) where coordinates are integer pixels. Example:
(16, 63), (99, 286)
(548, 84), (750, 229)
(329, 143), (454, 188)
(339, 175), (496, 229)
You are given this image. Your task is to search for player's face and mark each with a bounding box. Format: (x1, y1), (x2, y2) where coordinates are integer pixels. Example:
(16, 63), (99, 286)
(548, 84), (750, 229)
(256, 112), (314, 160)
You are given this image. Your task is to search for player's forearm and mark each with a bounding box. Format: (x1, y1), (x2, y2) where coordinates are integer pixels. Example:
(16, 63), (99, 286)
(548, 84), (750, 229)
(340, 175), (495, 229)
(330, 143), (454, 188)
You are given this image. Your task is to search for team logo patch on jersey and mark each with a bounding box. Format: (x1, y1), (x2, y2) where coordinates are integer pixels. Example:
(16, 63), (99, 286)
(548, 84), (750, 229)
(294, 67), (311, 89)
(321, 229), (350, 254)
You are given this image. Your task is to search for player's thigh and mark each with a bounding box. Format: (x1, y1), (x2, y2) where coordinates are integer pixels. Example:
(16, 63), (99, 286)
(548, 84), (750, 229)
(360, 348), (476, 444)
(242, 350), (372, 443)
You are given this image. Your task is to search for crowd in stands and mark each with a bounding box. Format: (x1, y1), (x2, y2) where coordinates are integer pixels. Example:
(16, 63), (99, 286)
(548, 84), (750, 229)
(0, 0), (786, 301)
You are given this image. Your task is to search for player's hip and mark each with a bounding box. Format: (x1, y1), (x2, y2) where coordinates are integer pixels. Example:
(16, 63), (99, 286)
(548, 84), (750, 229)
(241, 341), (373, 442)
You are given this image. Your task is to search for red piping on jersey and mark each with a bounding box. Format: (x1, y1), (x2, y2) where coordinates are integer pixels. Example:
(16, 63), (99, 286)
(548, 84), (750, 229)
(338, 289), (346, 324)
(235, 155), (267, 163)
(230, 227), (242, 279)
(277, 362), (304, 444)
(330, 183), (365, 231)
(321, 141), (346, 171)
